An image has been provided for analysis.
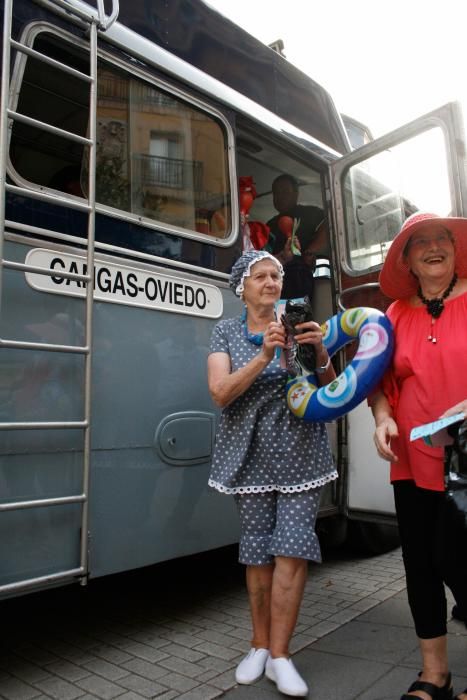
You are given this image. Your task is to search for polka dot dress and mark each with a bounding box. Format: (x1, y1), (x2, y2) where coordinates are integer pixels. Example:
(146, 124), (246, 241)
(208, 316), (338, 495)
(234, 490), (323, 564)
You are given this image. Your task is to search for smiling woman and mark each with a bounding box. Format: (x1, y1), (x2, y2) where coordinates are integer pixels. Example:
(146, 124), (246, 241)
(369, 212), (467, 700)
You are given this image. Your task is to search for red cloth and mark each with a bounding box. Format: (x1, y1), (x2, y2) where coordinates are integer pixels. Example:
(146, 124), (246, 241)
(382, 292), (467, 491)
(248, 221), (270, 250)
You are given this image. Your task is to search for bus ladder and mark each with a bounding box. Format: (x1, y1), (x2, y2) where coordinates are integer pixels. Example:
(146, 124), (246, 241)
(0, 0), (119, 596)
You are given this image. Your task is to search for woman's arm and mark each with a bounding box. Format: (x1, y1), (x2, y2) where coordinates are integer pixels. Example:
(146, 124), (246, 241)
(440, 399), (467, 418)
(208, 322), (285, 408)
(369, 390), (399, 462)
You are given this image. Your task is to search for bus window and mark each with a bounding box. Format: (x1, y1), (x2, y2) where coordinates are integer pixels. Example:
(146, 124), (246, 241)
(95, 67), (231, 235)
(342, 126), (452, 272)
(340, 114), (374, 149)
(236, 126), (331, 302)
(9, 31), (232, 244)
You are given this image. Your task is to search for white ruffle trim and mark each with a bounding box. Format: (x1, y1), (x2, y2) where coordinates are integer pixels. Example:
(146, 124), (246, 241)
(208, 470), (338, 495)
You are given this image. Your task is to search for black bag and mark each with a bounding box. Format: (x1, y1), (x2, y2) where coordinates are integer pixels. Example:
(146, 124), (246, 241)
(444, 418), (467, 530)
(442, 419), (467, 625)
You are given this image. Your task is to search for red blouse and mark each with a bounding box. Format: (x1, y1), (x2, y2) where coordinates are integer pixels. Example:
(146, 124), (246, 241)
(382, 291), (467, 491)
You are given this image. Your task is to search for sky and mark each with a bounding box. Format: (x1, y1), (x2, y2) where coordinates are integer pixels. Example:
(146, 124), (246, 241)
(205, 0), (467, 138)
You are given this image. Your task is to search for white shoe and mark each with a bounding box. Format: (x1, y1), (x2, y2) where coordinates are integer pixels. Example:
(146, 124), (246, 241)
(265, 656), (308, 697)
(235, 648), (269, 684)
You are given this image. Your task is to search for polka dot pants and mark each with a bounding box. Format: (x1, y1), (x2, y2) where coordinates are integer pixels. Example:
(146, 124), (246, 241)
(233, 488), (323, 565)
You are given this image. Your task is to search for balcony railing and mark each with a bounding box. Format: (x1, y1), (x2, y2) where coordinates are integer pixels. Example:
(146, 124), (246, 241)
(133, 153), (203, 190)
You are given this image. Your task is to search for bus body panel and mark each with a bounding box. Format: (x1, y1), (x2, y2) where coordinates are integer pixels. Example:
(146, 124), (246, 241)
(2, 0), (466, 598)
(113, 0), (350, 156)
(0, 237), (240, 585)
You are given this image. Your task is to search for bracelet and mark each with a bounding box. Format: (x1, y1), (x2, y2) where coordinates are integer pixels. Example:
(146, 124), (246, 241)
(315, 355), (331, 374)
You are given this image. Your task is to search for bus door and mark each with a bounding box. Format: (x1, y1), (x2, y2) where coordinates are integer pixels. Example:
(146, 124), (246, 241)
(236, 121), (341, 519)
(328, 102), (467, 527)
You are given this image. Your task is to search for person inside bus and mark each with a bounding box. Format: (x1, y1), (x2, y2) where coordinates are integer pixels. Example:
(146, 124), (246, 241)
(266, 175), (328, 300)
(266, 174), (324, 262)
(279, 217), (330, 301)
(207, 250), (337, 697)
(369, 212), (467, 700)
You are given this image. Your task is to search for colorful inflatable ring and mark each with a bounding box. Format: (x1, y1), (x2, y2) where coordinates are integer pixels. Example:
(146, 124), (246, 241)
(286, 307), (394, 422)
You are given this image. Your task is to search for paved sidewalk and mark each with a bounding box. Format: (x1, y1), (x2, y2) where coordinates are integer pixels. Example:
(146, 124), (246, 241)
(0, 546), (466, 700)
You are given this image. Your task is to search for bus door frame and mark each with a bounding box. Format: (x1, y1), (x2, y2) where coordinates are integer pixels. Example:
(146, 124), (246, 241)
(327, 101), (467, 524)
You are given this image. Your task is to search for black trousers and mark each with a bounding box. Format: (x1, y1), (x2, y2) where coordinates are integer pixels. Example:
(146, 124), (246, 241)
(393, 479), (467, 639)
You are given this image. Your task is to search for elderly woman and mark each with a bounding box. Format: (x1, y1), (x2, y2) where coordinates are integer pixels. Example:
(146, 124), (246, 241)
(370, 213), (467, 700)
(207, 250), (337, 697)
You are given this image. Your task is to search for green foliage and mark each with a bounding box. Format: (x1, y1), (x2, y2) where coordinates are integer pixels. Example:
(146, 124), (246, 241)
(95, 155), (130, 210)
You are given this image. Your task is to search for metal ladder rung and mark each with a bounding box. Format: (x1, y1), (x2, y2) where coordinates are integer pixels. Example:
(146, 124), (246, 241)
(6, 219), (89, 246)
(0, 0), (103, 594)
(0, 494), (86, 512)
(4, 259), (90, 283)
(5, 183), (92, 212)
(0, 567), (85, 595)
(10, 39), (93, 82)
(0, 338), (90, 354)
(7, 109), (92, 145)
(0, 420), (88, 430)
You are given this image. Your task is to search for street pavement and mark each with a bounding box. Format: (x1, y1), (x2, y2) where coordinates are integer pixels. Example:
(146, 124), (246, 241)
(0, 544), (466, 700)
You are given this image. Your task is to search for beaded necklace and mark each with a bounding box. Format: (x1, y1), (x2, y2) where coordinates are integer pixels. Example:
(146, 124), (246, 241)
(241, 308), (270, 346)
(417, 273), (457, 343)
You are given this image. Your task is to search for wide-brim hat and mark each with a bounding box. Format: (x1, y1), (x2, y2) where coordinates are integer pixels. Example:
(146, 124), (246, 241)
(379, 212), (467, 299)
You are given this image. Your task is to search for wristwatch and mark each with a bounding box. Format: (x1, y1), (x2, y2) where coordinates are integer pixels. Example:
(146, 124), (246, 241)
(316, 355), (331, 374)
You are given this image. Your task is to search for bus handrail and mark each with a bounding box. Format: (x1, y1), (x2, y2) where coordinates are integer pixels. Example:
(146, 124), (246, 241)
(34, 0), (120, 31)
(338, 282), (381, 311)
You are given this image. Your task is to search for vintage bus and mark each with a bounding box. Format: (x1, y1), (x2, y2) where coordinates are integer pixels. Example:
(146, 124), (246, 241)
(1, 0), (466, 599)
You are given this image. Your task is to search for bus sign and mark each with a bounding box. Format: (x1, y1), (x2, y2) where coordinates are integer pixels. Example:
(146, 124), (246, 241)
(25, 249), (224, 319)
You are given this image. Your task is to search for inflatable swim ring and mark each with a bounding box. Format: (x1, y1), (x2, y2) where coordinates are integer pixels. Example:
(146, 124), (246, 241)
(286, 307), (394, 422)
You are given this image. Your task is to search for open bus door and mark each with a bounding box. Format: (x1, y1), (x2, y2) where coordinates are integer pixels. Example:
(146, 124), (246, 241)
(328, 102), (467, 550)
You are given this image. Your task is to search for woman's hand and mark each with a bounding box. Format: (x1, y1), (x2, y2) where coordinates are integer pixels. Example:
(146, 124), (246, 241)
(293, 320), (327, 361)
(374, 416), (399, 462)
(293, 320), (323, 345)
(440, 399), (467, 419)
(261, 321), (286, 361)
